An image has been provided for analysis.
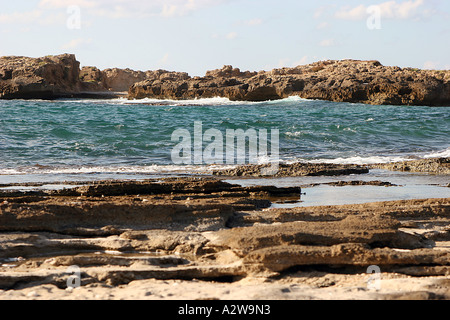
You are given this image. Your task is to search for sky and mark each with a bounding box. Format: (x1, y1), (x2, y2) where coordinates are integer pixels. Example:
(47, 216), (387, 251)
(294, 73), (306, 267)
(0, 0), (449, 76)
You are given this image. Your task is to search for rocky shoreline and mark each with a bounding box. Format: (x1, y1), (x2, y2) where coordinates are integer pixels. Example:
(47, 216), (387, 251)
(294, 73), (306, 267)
(370, 157), (450, 175)
(210, 157), (450, 177)
(1, 54), (449, 106)
(0, 158), (449, 300)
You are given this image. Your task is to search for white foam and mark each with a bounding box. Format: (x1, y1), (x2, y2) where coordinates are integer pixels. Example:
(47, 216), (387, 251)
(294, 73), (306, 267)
(119, 97), (244, 106)
(55, 95), (311, 106)
(307, 156), (407, 165)
(423, 147), (450, 159)
(285, 131), (304, 137)
(291, 148), (450, 165)
(285, 155), (410, 165)
(0, 164), (239, 176)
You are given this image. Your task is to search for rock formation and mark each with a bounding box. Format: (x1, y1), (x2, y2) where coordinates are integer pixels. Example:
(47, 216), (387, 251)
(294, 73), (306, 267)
(129, 60), (450, 106)
(0, 54), (191, 99)
(0, 178), (449, 299)
(370, 157), (450, 175)
(0, 54), (82, 99)
(1, 54), (449, 106)
(78, 66), (190, 93)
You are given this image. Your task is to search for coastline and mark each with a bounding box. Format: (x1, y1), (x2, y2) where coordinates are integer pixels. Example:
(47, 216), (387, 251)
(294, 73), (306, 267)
(1, 54), (449, 106)
(1, 54), (449, 300)
(0, 158), (449, 300)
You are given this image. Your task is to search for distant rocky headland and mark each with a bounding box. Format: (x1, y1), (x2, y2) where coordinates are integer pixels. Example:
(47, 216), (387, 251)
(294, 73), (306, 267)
(1, 53), (449, 106)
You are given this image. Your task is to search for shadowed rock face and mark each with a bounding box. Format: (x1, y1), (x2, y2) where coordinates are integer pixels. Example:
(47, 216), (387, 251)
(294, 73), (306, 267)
(0, 54), (81, 99)
(129, 60), (450, 106)
(0, 54), (191, 98)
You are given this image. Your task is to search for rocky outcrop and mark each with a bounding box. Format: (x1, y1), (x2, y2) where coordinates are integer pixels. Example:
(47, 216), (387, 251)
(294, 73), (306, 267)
(0, 54), (191, 99)
(0, 54), (82, 99)
(79, 66), (105, 89)
(101, 68), (147, 92)
(101, 68), (190, 92)
(371, 157), (450, 174)
(0, 178), (449, 299)
(213, 162), (369, 177)
(2, 54), (449, 105)
(129, 60), (450, 106)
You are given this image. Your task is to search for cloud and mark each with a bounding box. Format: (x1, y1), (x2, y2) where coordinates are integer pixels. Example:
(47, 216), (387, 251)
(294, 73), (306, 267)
(39, 0), (98, 9)
(314, 5), (336, 19)
(0, 10), (43, 24)
(275, 56), (311, 69)
(39, 0), (229, 18)
(319, 38), (337, 47)
(61, 38), (93, 50)
(335, 4), (367, 20)
(423, 61), (450, 70)
(335, 0), (426, 20)
(294, 56), (310, 66)
(159, 53), (170, 65)
(277, 58), (291, 68)
(0, 0), (230, 27)
(316, 22), (330, 30)
(244, 18), (263, 26)
(226, 32), (238, 40)
(423, 61), (436, 69)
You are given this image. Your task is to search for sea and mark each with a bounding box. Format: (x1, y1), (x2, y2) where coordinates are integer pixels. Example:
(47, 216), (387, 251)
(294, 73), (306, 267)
(1, 96), (449, 205)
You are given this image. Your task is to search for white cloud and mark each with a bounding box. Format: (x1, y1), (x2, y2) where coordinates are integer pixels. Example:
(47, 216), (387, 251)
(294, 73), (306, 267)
(245, 18), (263, 26)
(319, 38), (337, 47)
(423, 61), (439, 70)
(61, 38), (93, 50)
(39, 0), (98, 9)
(335, 4), (367, 20)
(0, 0), (231, 29)
(294, 56), (310, 66)
(275, 56), (311, 68)
(158, 0), (228, 17)
(314, 5), (336, 19)
(226, 32), (238, 40)
(277, 58), (291, 68)
(0, 10), (43, 24)
(316, 22), (330, 30)
(0, 0), (230, 23)
(51, 0), (228, 19)
(335, 0), (426, 20)
(159, 53), (170, 65)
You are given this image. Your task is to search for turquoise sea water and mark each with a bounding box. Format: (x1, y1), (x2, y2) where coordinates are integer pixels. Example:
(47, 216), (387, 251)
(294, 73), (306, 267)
(0, 97), (449, 179)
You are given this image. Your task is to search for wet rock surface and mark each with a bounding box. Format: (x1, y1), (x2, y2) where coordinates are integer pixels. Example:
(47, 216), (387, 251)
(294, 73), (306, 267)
(212, 162), (370, 177)
(371, 158), (450, 175)
(0, 177), (449, 300)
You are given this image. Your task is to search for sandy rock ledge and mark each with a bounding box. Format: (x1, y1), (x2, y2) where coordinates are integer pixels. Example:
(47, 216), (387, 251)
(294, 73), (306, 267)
(0, 178), (449, 300)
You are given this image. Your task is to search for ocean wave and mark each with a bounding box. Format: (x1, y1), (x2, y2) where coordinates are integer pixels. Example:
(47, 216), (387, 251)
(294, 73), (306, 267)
(423, 147), (450, 159)
(53, 95), (312, 107)
(120, 97), (243, 106)
(0, 164), (238, 176)
(122, 96), (312, 106)
(1, 149), (448, 176)
(303, 156), (409, 165)
(291, 147), (450, 165)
